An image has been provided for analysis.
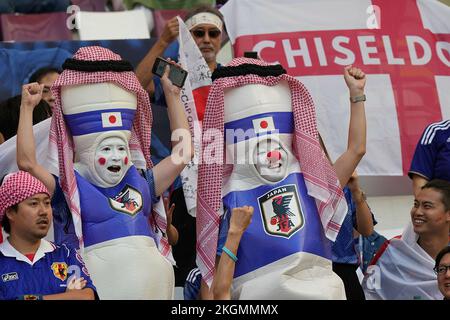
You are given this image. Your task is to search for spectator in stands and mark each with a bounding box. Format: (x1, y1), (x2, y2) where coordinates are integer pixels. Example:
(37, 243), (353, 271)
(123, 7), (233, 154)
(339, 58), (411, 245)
(0, 0), (70, 13)
(409, 120), (450, 197)
(183, 206), (253, 300)
(135, 4), (224, 96)
(0, 95), (51, 144)
(362, 179), (450, 300)
(331, 171), (375, 300)
(435, 245), (450, 300)
(29, 67), (60, 109)
(0, 171), (97, 300)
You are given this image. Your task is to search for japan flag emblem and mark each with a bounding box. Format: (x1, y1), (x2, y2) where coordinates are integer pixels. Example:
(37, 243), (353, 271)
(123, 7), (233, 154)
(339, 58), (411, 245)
(101, 112), (123, 128)
(252, 116), (275, 134)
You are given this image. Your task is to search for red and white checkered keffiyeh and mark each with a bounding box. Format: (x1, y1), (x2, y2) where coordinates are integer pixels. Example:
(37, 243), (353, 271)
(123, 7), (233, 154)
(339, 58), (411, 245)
(196, 57), (348, 286)
(48, 46), (170, 255)
(0, 171), (50, 221)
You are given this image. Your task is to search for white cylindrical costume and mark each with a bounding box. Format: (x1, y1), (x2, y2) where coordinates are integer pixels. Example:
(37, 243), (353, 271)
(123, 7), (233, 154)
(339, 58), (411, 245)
(196, 58), (348, 299)
(49, 47), (173, 299)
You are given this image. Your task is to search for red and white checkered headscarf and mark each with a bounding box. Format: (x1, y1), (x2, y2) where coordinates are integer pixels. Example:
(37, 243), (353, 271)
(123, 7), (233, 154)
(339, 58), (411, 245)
(0, 171), (50, 221)
(48, 46), (162, 249)
(196, 57), (348, 286)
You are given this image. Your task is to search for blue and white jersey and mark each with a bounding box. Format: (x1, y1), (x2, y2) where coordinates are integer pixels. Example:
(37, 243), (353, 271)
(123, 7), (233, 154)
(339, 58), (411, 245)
(75, 166), (158, 248)
(409, 120), (450, 181)
(0, 239), (96, 300)
(218, 172), (332, 278)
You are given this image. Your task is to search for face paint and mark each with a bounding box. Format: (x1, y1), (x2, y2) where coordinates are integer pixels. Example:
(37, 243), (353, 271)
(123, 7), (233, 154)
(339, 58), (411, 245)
(93, 137), (130, 185)
(254, 139), (288, 182)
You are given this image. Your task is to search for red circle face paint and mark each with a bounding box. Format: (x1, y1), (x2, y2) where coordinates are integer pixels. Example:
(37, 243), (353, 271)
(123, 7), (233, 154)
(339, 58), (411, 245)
(98, 157), (106, 166)
(267, 150), (281, 161)
(260, 120), (268, 129)
(124, 157), (128, 165)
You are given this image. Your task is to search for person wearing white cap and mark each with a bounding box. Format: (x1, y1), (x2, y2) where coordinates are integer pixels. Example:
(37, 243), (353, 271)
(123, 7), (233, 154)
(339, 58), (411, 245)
(136, 5), (224, 97)
(16, 46), (193, 299)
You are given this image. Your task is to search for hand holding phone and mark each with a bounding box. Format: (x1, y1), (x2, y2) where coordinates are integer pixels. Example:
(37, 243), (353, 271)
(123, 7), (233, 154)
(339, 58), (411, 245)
(152, 57), (188, 88)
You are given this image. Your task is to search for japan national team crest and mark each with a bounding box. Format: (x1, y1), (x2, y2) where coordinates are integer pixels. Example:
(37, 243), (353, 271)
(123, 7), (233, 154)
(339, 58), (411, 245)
(258, 184), (304, 238)
(109, 185), (143, 216)
(51, 262), (68, 281)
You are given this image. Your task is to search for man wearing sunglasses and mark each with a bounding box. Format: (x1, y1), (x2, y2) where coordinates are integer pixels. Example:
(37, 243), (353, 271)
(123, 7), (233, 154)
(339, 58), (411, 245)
(136, 5), (224, 97)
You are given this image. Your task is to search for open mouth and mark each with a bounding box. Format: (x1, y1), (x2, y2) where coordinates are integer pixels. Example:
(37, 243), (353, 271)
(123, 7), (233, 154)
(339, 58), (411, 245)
(108, 165), (121, 173)
(413, 218), (426, 225)
(269, 163), (282, 169)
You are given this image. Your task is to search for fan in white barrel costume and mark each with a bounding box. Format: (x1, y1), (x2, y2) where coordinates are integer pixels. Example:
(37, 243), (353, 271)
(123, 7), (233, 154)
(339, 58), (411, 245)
(196, 58), (368, 299)
(16, 46), (192, 299)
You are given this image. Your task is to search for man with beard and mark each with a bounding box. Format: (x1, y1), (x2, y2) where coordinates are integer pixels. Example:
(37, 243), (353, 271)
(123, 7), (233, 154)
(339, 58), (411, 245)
(135, 5), (224, 98)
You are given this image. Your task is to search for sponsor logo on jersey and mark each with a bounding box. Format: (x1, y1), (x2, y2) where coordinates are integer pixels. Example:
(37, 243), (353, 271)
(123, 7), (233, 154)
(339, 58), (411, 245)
(51, 262), (68, 281)
(109, 184), (143, 216)
(2, 272), (18, 282)
(258, 184), (304, 238)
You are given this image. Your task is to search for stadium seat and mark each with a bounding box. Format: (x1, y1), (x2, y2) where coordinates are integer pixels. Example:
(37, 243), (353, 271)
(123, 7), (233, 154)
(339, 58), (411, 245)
(76, 10), (150, 40)
(71, 0), (106, 12)
(153, 9), (188, 38)
(0, 12), (73, 42)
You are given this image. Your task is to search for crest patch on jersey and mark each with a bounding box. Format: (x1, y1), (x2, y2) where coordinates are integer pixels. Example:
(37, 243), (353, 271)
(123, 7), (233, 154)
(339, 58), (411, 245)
(258, 184), (304, 238)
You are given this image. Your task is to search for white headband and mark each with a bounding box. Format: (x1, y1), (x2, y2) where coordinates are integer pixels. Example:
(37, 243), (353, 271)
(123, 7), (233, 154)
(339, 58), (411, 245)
(185, 12), (223, 31)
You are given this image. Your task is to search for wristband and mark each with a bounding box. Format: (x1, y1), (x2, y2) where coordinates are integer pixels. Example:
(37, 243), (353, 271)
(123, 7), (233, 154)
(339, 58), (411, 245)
(350, 94), (366, 103)
(17, 294), (43, 300)
(222, 246), (238, 262)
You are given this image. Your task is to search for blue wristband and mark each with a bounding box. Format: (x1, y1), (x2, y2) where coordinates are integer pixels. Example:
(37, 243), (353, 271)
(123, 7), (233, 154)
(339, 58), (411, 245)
(222, 246), (238, 262)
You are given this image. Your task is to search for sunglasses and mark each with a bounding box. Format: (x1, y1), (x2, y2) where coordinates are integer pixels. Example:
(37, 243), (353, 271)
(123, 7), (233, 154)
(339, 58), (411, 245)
(191, 29), (221, 39)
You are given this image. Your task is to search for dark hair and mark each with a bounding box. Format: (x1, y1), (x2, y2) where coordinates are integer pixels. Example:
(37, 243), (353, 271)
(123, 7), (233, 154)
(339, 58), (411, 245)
(421, 179), (450, 211)
(29, 67), (60, 84)
(1, 204), (17, 234)
(184, 5), (225, 28)
(0, 95), (52, 141)
(435, 246), (450, 269)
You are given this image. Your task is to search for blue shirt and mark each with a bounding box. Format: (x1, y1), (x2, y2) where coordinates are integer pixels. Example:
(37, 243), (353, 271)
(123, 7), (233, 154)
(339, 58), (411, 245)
(331, 187), (359, 264)
(0, 239), (97, 300)
(183, 267), (201, 300)
(409, 120), (450, 181)
(332, 187), (377, 265)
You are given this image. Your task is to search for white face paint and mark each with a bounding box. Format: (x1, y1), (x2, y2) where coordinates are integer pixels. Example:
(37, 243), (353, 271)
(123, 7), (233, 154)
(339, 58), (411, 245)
(94, 137), (130, 185)
(253, 138), (288, 182)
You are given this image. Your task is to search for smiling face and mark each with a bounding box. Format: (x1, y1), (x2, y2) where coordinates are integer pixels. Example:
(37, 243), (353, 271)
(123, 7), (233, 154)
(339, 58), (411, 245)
(410, 188), (450, 236)
(254, 139), (288, 182)
(6, 193), (52, 241)
(437, 252), (450, 299)
(94, 137), (130, 185)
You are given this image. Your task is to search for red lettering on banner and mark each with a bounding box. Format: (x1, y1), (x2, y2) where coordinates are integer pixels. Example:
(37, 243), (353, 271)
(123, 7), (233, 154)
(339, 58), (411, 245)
(234, 0), (450, 174)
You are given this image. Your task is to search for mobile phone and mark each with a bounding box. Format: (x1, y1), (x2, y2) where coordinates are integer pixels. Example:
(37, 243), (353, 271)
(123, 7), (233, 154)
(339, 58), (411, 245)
(152, 57), (188, 88)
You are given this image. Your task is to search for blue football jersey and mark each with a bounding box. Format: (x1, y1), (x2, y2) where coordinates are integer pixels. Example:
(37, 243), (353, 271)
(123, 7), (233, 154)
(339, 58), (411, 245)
(409, 120), (450, 181)
(0, 239), (96, 300)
